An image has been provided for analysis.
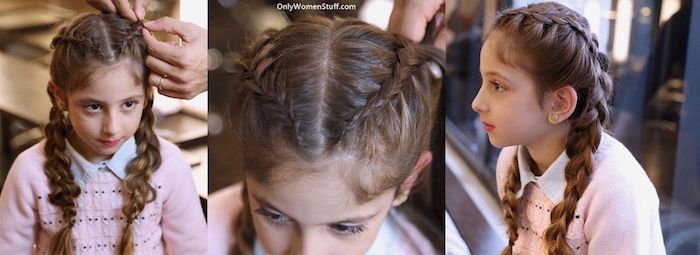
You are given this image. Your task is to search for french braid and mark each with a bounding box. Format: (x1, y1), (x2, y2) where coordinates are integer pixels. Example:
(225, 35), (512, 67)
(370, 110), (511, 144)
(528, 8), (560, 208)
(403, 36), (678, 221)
(488, 3), (613, 254)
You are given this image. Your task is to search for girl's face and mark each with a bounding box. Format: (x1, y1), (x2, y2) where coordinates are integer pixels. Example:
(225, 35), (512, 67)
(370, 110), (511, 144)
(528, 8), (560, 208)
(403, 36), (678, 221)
(60, 64), (145, 162)
(471, 34), (557, 148)
(246, 161), (397, 255)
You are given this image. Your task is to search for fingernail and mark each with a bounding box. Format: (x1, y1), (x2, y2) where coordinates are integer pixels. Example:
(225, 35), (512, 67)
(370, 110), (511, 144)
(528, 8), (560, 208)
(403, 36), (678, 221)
(144, 20), (154, 27)
(137, 6), (146, 20)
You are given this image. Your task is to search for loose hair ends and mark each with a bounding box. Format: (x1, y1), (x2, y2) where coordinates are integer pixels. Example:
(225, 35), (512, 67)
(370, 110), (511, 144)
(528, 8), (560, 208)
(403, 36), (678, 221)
(232, 183), (255, 255)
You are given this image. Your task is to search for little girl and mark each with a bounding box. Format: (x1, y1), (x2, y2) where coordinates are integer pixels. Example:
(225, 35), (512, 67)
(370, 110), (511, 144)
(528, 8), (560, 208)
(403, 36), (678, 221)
(470, 2), (665, 254)
(0, 13), (206, 254)
(208, 16), (444, 254)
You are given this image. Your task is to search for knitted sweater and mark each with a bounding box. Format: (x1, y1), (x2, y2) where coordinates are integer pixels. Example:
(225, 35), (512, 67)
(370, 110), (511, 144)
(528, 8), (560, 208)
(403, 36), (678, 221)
(0, 138), (207, 255)
(496, 133), (665, 254)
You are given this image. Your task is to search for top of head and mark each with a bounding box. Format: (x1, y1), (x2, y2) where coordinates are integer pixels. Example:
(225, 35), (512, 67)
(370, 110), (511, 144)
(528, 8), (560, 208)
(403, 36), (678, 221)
(230, 16), (443, 203)
(49, 13), (147, 92)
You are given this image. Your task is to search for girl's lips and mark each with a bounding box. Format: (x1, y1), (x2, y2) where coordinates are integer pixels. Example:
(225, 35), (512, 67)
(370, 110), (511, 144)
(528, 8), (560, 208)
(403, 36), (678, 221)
(100, 139), (120, 147)
(483, 122), (495, 132)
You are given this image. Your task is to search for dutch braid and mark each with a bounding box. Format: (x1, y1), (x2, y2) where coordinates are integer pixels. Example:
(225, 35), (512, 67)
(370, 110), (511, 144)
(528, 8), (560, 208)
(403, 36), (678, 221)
(229, 15), (444, 254)
(490, 2), (613, 254)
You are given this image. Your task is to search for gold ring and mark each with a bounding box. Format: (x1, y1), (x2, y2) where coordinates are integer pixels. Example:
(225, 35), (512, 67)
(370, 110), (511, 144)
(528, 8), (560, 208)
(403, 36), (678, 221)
(158, 74), (167, 90)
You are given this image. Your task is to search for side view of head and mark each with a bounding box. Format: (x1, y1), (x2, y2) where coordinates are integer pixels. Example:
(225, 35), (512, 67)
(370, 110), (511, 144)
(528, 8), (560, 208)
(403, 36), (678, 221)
(481, 2), (613, 254)
(45, 12), (161, 255)
(229, 16), (443, 254)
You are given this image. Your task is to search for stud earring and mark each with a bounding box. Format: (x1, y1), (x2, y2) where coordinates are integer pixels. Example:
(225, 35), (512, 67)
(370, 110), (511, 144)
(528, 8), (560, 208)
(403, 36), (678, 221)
(395, 194), (408, 204)
(551, 114), (559, 122)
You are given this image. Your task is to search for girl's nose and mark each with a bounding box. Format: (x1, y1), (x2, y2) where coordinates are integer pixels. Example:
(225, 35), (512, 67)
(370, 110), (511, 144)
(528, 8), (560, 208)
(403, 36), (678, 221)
(101, 111), (119, 135)
(471, 86), (487, 113)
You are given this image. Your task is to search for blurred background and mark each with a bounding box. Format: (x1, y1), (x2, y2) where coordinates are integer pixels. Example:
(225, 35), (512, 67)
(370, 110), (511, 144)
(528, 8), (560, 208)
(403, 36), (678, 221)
(0, 0), (209, 199)
(445, 0), (700, 254)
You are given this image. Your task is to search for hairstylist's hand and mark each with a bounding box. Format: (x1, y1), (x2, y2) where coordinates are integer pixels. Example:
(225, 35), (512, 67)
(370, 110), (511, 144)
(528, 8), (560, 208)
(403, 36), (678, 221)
(388, 0), (446, 51)
(143, 17), (208, 100)
(87, 0), (150, 21)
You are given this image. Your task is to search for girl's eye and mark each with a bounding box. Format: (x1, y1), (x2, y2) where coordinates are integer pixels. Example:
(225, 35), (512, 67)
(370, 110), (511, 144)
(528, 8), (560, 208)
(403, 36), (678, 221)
(123, 100), (138, 110)
(330, 223), (367, 236)
(85, 104), (101, 112)
(491, 81), (505, 92)
(254, 207), (291, 225)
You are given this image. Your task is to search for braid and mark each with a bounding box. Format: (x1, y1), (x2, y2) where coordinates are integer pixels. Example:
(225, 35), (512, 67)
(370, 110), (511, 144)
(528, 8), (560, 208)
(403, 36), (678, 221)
(118, 86), (161, 255)
(44, 87), (80, 255)
(489, 2), (615, 254)
(500, 149), (521, 255)
(229, 15), (444, 251)
(47, 12), (155, 254)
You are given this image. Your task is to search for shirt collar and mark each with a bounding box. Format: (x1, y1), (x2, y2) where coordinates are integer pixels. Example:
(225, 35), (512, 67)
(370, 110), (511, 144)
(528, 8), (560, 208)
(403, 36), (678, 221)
(65, 136), (137, 187)
(516, 146), (569, 204)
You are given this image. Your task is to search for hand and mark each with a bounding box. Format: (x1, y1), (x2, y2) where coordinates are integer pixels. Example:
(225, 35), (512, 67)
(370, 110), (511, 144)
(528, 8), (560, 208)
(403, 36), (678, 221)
(388, 0), (446, 51)
(86, 0), (150, 21)
(143, 17), (208, 99)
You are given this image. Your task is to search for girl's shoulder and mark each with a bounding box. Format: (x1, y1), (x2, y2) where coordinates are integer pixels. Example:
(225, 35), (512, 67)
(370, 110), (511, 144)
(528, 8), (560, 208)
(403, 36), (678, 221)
(157, 137), (187, 159)
(586, 133), (658, 202)
(9, 140), (49, 178)
(208, 183), (245, 255)
(152, 137), (191, 174)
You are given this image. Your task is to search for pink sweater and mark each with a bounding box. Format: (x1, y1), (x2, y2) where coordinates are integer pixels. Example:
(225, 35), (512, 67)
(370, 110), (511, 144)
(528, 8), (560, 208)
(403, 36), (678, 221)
(496, 133), (665, 254)
(0, 138), (207, 255)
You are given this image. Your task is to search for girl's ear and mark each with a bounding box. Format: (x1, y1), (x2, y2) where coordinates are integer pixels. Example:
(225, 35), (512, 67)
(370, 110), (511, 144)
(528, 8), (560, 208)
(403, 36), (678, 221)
(392, 151), (432, 206)
(49, 80), (67, 110)
(547, 85), (578, 124)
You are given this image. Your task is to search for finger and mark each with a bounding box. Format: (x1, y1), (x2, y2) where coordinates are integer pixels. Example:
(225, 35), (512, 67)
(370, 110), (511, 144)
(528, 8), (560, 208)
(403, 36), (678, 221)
(134, 0), (151, 20)
(143, 17), (200, 43)
(149, 72), (197, 100)
(401, 2), (443, 42)
(145, 54), (181, 83)
(142, 27), (181, 66)
(87, 0), (117, 13)
(112, 0), (138, 21)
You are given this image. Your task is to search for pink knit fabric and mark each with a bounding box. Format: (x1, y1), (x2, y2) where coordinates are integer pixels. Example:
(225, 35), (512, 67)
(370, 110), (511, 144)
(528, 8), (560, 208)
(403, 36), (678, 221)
(496, 134), (666, 254)
(0, 138), (207, 255)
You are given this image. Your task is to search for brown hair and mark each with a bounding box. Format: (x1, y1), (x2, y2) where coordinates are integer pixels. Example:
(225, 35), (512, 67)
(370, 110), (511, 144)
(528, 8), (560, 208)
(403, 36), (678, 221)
(486, 2), (613, 254)
(45, 12), (161, 255)
(228, 16), (443, 254)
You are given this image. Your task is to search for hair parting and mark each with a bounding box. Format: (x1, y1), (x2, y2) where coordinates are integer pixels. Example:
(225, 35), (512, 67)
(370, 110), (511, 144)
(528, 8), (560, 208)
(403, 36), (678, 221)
(228, 16), (444, 253)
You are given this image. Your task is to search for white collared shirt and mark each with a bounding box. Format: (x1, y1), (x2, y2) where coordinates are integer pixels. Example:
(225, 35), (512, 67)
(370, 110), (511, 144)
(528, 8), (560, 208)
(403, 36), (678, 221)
(515, 146), (569, 204)
(515, 134), (608, 204)
(64, 136), (137, 187)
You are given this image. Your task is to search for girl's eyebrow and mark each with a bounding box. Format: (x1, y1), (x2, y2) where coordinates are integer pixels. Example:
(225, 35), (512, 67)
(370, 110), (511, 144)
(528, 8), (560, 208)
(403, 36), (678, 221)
(251, 194), (380, 224)
(75, 95), (144, 104)
(252, 194), (289, 216)
(330, 211), (379, 224)
(483, 71), (513, 83)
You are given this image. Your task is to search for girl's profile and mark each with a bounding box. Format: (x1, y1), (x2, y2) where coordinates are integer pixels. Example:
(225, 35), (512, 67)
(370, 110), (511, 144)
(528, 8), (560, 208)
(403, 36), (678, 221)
(471, 2), (665, 254)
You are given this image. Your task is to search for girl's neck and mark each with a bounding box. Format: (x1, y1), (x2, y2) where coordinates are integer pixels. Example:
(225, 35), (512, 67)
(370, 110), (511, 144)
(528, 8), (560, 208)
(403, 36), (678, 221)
(524, 126), (568, 176)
